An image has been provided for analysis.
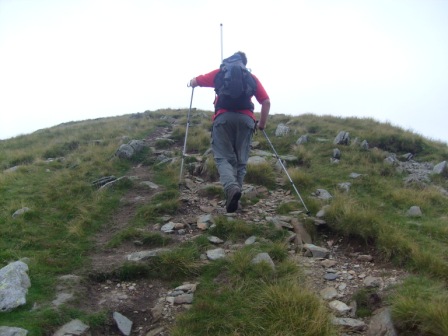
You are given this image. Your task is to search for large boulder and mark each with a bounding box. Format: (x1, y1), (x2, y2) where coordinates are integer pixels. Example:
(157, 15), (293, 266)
(0, 261), (31, 312)
(433, 161), (447, 175)
(275, 123), (290, 137)
(334, 131), (350, 145)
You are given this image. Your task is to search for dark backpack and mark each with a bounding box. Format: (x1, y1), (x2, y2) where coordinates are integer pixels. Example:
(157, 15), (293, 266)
(214, 53), (257, 112)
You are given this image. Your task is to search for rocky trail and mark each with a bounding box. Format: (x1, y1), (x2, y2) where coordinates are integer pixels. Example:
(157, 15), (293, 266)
(52, 125), (406, 336)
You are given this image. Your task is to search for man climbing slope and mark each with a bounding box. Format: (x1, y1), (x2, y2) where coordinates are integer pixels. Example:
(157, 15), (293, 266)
(189, 51), (271, 213)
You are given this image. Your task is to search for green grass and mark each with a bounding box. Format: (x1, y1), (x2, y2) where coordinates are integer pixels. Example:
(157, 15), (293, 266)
(1, 109), (448, 335)
(390, 276), (448, 336)
(246, 161), (276, 189)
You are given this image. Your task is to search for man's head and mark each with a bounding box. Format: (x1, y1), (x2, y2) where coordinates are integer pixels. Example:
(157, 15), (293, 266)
(235, 51), (247, 65)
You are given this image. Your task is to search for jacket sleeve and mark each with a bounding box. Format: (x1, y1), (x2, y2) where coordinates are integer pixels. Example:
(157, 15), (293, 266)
(252, 74), (269, 104)
(195, 69), (220, 88)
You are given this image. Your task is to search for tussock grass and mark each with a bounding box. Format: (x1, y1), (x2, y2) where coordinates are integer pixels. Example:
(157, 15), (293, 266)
(203, 156), (219, 181)
(287, 167), (313, 188)
(292, 145), (313, 167)
(113, 243), (203, 282)
(208, 217), (258, 241)
(172, 261), (335, 336)
(134, 196), (179, 223)
(391, 276), (448, 336)
(246, 162), (276, 189)
(324, 193), (379, 241)
(186, 127), (211, 154)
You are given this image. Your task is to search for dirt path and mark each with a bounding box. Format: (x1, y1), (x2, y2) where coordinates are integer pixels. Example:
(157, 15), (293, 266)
(78, 126), (406, 336)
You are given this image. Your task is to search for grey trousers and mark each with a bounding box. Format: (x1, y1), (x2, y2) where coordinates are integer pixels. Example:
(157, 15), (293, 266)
(211, 112), (255, 194)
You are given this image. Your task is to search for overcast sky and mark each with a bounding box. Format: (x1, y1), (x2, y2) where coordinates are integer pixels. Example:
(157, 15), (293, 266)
(1, 0), (447, 143)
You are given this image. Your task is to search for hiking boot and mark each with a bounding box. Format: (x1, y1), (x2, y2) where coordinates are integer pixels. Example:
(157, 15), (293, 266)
(226, 186), (241, 213)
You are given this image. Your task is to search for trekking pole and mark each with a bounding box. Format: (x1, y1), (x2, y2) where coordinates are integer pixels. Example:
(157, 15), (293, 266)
(262, 129), (310, 215)
(179, 86), (195, 186)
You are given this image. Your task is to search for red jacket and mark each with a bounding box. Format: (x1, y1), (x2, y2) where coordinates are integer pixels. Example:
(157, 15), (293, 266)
(195, 69), (269, 121)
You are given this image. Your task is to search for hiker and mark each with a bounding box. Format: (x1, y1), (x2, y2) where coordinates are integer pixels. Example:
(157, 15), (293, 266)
(189, 51), (271, 213)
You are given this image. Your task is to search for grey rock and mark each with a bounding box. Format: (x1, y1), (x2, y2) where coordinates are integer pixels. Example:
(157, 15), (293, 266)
(206, 248), (226, 260)
(360, 140), (369, 150)
(275, 123), (290, 137)
(332, 317), (366, 331)
(407, 206), (422, 217)
(0, 327), (28, 336)
(316, 205), (330, 218)
(334, 131), (350, 145)
(12, 207), (30, 218)
(173, 293), (194, 304)
(357, 254), (373, 262)
(145, 327), (165, 336)
(53, 319), (90, 336)
(324, 273), (339, 281)
(113, 312), (133, 336)
(251, 253), (275, 270)
(250, 149), (272, 157)
(329, 300), (352, 315)
(320, 287), (338, 300)
(0, 261), (31, 312)
(116, 144), (135, 159)
(52, 292), (73, 307)
(333, 148), (341, 159)
(303, 244), (330, 258)
(321, 259), (337, 268)
(433, 160), (447, 174)
(127, 248), (169, 261)
(161, 222), (175, 233)
(367, 307), (397, 336)
(140, 181), (159, 189)
(129, 139), (145, 152)
(4, 166), (20, 173)
(247, 156), (268, 165)
(338, 182), (351, 192)
(208, 236), (224, 244)
(280, 154), (299, 163)
(244, 236), (257, 245)
(197, 214), (214, 230)
(384, 156), (399, 166)
(363, 276), (383, 288)
(313, 189), (332, 200)
(296, 135), (309, 144)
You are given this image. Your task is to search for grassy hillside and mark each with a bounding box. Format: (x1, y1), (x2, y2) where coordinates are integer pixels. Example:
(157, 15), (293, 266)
(1, 109), (447, 335)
